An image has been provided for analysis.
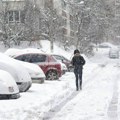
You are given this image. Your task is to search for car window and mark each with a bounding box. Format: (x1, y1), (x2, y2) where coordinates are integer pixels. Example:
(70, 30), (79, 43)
(53, 55), (62, 60)
(53, 55), (69, 62)
(30, 54), (46, 63)
(49, 55), (57, 62)
(62, 56), (69, 62)
(15, 54), (31, 62)
(15, 55), (23, 60)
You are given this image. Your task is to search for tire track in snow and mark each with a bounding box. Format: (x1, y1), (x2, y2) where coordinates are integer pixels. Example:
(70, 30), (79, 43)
(42, 63), (107, 120)
(83, 63), (107, 88)
(107, 77), (119, 120)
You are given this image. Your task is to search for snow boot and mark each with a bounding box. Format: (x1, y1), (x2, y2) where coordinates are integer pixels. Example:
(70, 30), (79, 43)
(80, 85), (82, 90)
(76, 87), (79, 91)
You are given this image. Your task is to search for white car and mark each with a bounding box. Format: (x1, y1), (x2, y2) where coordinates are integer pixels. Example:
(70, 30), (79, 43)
(109, 48), (119, 59)
(0, 70), (20, 99)
(98, 42), (117, 48)
(4, 48), (22, 57)
(5, 48), (46, 83)
(17, 61), (45, 84)
(0, 53), (32, 92)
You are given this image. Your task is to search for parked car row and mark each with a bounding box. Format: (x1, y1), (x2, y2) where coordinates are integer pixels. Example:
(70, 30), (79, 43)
(5, 48), (73, 79)
(5, 49), (62, 80)
(0, 52), (46, 99)
(0, 48), (73, 99)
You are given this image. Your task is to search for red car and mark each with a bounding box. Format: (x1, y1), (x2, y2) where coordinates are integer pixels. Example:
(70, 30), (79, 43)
(9, 51), (62, 80)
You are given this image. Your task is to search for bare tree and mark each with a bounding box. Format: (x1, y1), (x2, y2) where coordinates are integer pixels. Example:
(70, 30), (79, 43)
(43, 1), (64, 52)
(67, 0), (113, 55)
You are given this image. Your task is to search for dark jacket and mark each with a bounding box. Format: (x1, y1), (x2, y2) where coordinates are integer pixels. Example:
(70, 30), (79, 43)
(71, 53), (85, 69)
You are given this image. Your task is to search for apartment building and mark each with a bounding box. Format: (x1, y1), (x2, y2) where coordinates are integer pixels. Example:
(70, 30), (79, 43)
(114, 0), (120, 42)
(54, 0), (77, 43)
(115, 0), (120, 18)
(0, 0), (26, 36)
(0, 0), (77, 42)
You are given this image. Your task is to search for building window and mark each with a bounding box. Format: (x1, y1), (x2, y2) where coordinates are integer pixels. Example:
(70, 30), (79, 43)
(45, 0), (53, 8)
(70, 21), (74, 30)
(63, 27), (67, 35)
(5, 10), (25, 23)
(9, 11), (14, 22)
(61, 0), (66, 10)
(74, 24), (78, 31)
(63, 18), (67, 27)
(116, 9), (120, 15)
(70, 14), (73, 21)
(69, 6), (74, 14)
(116, 0), (120, 3)
(15, 11), (19, 21)
(115, 0), (120, 5)
(70, 31), (74, 37)
(62, 10), (67, 18)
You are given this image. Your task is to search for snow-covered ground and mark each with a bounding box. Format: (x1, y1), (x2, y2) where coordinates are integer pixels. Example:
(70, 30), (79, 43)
(0, 41), (120, 120)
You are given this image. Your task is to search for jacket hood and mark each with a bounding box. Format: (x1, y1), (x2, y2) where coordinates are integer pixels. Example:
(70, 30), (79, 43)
(74, 49), (80, 55)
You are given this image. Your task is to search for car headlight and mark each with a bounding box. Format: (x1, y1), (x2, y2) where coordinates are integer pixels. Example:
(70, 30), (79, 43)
(29, 72), (40, 76)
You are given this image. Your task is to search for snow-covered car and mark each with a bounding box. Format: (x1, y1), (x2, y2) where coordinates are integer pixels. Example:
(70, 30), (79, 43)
(109, 48), (119, 59)
(5, 48), (62, 80)
(5, 48), (44, 57)
(17, 61), (45, 84)
(0, 70), (20, 99)
(98, 42), (117, 48)
(5, 48), (45, 83)
(51, 54), (73, 72)
(59, 62), (67, 75)
(0, 53), (32, 92)
(4, 48), (22, 57)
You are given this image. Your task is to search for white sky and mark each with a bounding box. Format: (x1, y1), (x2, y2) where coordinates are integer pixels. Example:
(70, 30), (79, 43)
(0, 40), (120, 120)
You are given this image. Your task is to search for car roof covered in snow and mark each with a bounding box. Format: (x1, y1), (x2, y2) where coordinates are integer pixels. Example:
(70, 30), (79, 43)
(5, 48), (44, 57)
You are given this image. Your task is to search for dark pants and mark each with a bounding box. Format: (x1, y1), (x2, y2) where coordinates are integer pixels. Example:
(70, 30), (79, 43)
(74, 67), (82, 90)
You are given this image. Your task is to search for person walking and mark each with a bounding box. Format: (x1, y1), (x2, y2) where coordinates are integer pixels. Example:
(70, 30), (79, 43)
(71, 49), (85, 91)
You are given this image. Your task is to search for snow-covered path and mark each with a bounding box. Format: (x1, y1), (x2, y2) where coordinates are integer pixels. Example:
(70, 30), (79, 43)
(42, 48), (120, 120)
(47, 64), (120, 120)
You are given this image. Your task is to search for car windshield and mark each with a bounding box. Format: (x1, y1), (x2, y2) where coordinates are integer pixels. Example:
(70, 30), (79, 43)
(52, 55), (69, 62)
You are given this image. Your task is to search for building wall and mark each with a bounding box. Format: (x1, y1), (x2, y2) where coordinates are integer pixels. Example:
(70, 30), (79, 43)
(0, 1), (3, 32)
(2, 0), (25, 10)
(115, 0), (120, 17)
(29, 0), (44, 9)
(54, 0), (74, 43)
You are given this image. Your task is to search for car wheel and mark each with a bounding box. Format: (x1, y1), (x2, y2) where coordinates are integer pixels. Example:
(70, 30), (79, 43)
(19, 81), (32, 92)
(46, 70), (58, 80)
(24, 83), (32, 92)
